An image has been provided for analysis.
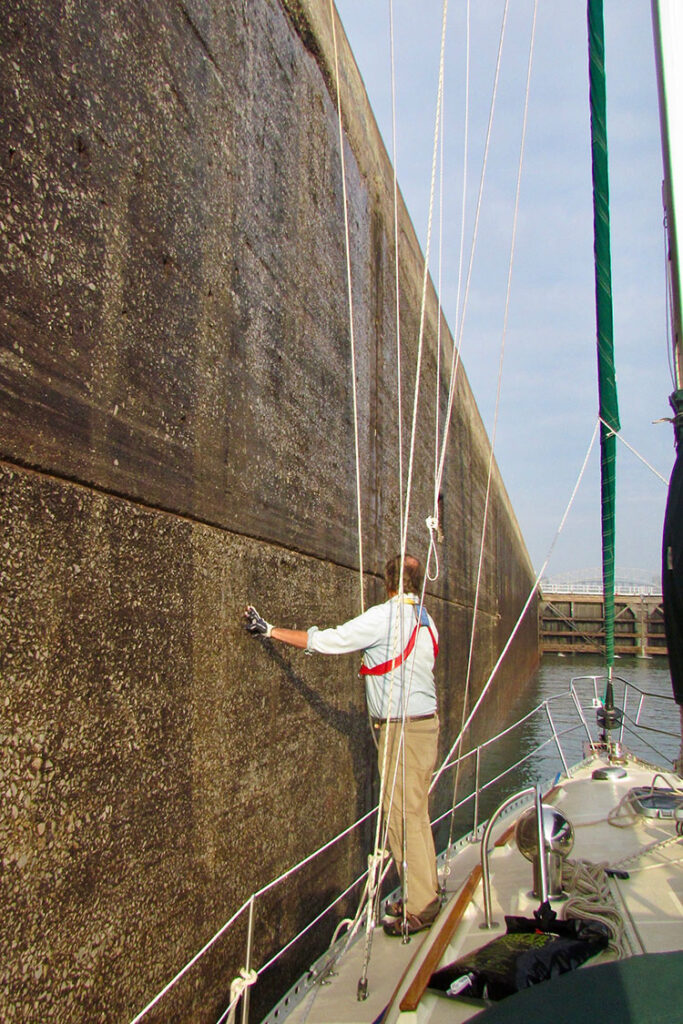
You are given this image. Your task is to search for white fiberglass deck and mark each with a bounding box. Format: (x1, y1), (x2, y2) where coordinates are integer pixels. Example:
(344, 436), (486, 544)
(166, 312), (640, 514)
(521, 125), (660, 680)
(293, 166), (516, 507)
(282, 754), (683, 1024)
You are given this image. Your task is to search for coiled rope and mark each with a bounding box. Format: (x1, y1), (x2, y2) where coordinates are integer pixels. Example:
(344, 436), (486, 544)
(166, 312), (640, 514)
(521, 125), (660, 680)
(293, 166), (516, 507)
(561, 859), (631, 959)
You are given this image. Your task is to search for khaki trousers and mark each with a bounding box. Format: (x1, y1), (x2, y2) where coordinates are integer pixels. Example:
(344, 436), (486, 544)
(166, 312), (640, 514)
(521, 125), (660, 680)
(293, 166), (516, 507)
(377, 715), (439, 916)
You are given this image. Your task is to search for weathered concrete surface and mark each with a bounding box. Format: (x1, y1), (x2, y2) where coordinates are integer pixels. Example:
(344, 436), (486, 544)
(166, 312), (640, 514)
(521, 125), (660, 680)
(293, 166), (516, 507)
(0, 1), (538, 1021)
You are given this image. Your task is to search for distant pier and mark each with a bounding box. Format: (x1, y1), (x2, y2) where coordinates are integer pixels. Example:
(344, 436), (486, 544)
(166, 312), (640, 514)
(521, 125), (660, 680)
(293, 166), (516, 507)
(539, 572), (667, 657)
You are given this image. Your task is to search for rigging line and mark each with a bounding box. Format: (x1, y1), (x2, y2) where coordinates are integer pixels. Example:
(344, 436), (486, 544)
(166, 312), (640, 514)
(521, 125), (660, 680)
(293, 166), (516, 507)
(260, 868), (366, 975)
(392, 577), (437, 924)
(371, 580), (437, 934)
(433, 0), (510, 506)
(432, 418), (601, 793)
(448, 0), (538, 846)
(329, 0), (365, 613)
(385, 0), (407, 766)
(358, 594), (413, 985)
(383, 0), (449, 916)
(598, 416), (668, 484)
(400, 0), (449, 565)
(434, 70), (446, 512)
(389, 0), (404, 537)
(129, 901), (251, 1023)
(361, 590), (438, 955)
(130, 797), (380, 1023)
(434, 0), (471, 520)
(356, 584), (436, 948)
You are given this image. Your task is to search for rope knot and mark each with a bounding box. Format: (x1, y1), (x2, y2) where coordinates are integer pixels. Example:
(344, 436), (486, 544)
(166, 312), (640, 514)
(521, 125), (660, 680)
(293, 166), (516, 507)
(227, 967), (258, 1022)
(367, 848), (389, 874)
(425, 516), (441, 580)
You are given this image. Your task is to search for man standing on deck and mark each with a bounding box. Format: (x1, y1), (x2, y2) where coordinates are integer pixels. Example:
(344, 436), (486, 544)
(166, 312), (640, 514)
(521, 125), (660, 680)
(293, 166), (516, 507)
(244, 553), (442, 935)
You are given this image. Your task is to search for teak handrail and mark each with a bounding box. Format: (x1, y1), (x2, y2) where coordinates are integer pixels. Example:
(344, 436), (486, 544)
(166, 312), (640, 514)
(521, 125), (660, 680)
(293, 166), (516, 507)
(398, 864), (482, 1013)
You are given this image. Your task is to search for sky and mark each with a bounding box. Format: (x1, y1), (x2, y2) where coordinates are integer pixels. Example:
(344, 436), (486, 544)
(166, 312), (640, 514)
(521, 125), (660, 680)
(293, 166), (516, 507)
(334, 1), (675, 584)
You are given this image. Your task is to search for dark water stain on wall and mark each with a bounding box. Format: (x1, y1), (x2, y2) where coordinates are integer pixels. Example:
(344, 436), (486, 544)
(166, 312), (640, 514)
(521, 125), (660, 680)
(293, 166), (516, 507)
(0, 1), (538, 1020)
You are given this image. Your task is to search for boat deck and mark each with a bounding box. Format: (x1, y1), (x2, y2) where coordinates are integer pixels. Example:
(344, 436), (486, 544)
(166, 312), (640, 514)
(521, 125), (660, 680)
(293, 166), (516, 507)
(279, 755), (683, 1024)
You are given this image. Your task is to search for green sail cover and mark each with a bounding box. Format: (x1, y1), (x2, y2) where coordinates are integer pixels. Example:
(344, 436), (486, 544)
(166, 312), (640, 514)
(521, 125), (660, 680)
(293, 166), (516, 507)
(588, 0), (620, 667)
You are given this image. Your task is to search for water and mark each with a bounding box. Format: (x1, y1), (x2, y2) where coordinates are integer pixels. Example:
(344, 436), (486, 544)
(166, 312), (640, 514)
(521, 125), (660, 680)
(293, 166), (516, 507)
(519, 653), (680, 772)
(437, 653), (681, 848)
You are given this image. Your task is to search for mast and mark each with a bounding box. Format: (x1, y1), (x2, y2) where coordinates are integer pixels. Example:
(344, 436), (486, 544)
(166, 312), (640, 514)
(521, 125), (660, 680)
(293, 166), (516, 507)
(588, 0), (620, 672)
(653, 0), (683, 711)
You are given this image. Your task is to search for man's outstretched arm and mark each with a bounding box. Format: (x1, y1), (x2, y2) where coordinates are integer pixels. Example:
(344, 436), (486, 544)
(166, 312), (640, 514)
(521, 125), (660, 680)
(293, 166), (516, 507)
(244, 605), (309, 649)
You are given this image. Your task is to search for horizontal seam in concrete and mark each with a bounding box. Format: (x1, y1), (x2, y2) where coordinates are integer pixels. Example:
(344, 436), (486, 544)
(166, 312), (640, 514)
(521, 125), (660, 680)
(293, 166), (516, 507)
(0, 455), (487, 616)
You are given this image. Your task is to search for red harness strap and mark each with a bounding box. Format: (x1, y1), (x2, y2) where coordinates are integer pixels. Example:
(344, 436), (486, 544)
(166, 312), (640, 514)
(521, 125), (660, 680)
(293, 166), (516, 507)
(359, 618), (439, 677)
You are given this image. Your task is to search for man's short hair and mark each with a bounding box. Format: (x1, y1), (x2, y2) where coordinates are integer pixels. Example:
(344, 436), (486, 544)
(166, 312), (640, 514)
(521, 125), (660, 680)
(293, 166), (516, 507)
(385, 554), (424, 596)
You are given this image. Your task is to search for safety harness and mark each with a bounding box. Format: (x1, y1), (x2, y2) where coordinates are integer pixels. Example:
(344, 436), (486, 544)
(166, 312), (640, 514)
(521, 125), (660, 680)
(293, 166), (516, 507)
(359, 603), (439, 676)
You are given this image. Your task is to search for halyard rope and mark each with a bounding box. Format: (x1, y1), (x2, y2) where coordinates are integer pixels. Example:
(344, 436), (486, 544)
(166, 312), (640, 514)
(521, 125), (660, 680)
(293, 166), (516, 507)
(447, 0), (538, 848)
(129, 807), (377, 1022)
(355, 0), (451, 971)
(329, 0), (365, 614)
(433, 420), (601, 792)
(399, 0), (449, 567)
(389, 0), (405, 537)
(432, 0), (510, 509)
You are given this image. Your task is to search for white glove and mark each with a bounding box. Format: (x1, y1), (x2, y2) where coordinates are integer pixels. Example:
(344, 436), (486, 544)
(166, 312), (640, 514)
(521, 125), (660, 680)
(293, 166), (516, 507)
(244, 605), (273, 638)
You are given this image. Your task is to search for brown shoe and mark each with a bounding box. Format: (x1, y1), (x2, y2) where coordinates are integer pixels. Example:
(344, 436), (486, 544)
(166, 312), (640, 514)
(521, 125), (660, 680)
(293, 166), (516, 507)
(384, 898), (404, 918)
(383, 912), (432, 937)
(382, 898), (441, 936)
(384, 895), (440, 923)
(419, 897), (442, 923)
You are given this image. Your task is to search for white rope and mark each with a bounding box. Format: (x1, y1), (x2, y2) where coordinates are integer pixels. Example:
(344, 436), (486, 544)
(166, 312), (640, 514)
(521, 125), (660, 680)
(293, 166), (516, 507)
(599, 416), (669, 484)
(433, 59), (446, 519)
(216, 968), (258, 1024)
(425, 516), (440, 581)
(432, 0), (510, 508)
(388, 0), (515, 897)
(389, 0), (405, 536)
(449, 0), (471, 426)
(129, 901), (251, 1024)
(400, 0), (449, 565)
(329, 0), (365, 613)
(387, 0), (410, 935)
(466, 0), (537, 688)
(260, 867), (366, 973)
(356, 0), (451, 952)
(448, 0), (538, 830)
(561, 859), (630, 959)
(360, 596), (419, 958)
(432, 419), (600, 791)
(128, 798), (380, 1022)
(432, 0), (470, 532)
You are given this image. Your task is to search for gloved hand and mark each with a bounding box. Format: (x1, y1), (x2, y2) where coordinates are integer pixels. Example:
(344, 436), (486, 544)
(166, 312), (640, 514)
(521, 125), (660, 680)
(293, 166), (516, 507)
(244, 605), (273, 638)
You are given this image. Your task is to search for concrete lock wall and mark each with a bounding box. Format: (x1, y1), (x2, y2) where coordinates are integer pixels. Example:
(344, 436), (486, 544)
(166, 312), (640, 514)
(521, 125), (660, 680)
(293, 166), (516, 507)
(0, 2), (539, 1021)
